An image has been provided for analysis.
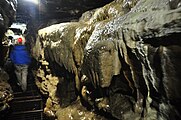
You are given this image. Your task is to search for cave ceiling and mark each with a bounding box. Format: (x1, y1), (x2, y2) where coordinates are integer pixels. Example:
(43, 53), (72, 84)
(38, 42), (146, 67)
(16, 0), (113, 26)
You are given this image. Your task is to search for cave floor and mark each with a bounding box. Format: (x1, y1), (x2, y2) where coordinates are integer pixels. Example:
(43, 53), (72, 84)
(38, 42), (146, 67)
(0, 72), (49, 120)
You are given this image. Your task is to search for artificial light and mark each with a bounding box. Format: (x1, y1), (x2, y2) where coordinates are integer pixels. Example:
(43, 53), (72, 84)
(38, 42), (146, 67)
(24, 0), (39, 4)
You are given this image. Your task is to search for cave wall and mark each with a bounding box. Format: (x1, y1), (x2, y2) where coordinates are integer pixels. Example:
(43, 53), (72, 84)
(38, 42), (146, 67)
(0, 0), (17, 113)
(0, 0), (17, 66)
(0, 0), (17, 31)
(32, 0), (181, 119)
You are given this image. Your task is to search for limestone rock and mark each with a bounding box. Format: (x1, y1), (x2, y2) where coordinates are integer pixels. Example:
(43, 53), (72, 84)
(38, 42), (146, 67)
(0, 68), (13, 112)
(0, 0), (17, 30)
(32, 0), (181, 119)
(56, 98), (107, 120)
(0, 0), (17, 65)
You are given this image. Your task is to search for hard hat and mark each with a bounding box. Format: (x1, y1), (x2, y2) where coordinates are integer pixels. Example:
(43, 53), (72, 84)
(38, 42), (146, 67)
(18, 37), (23, 43)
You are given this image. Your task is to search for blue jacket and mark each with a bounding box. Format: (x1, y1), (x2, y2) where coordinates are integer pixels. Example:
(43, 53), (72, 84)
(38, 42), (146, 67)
(10, 45), (31, 65)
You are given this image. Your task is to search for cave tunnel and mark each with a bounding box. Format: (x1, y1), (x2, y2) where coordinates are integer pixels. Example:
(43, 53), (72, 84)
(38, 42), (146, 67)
(1, 0), (181, 120)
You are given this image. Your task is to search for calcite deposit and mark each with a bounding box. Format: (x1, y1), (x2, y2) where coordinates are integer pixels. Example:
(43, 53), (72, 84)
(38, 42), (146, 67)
(32, 0), (181, 119)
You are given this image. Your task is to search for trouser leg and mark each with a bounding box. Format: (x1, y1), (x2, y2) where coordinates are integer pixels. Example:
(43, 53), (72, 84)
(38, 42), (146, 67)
(21, 65), (28, 92)
(14, 64), (29, 92)
(14, 65), (22, 86)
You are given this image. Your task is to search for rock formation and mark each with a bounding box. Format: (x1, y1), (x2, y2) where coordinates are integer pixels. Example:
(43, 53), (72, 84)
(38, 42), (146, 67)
(0, 0), (17, 31)
(0, 68), (13, 112)
(0, 0), (17, 113)
(32, 0), (181, 119)
(0, 0), (17, 65)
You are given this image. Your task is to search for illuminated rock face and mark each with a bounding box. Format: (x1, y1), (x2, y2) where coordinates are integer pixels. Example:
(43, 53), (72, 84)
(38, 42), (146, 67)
(32, 0), (181, 119)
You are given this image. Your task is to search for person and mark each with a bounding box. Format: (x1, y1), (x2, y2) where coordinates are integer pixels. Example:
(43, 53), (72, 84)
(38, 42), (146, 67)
(10, 37), (31, 92)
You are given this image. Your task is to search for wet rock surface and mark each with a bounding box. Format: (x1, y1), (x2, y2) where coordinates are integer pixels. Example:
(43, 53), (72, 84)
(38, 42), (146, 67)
(56, 98), (108, 120)
(32, 0), (181, 119)
(0, 0), (17, 31)
(0, 68), (13, 112)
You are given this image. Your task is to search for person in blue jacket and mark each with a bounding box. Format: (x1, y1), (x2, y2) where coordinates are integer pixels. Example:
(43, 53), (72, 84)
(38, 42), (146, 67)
(10, 37), (31, 92)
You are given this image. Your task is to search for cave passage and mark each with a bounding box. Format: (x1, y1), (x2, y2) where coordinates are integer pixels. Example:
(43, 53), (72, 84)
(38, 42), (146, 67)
(0, 68), (49, 120)
(1, 0), (181, 120)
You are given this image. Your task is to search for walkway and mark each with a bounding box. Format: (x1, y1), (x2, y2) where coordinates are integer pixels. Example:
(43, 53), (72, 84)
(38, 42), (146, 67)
(0, 72), (49, 120)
